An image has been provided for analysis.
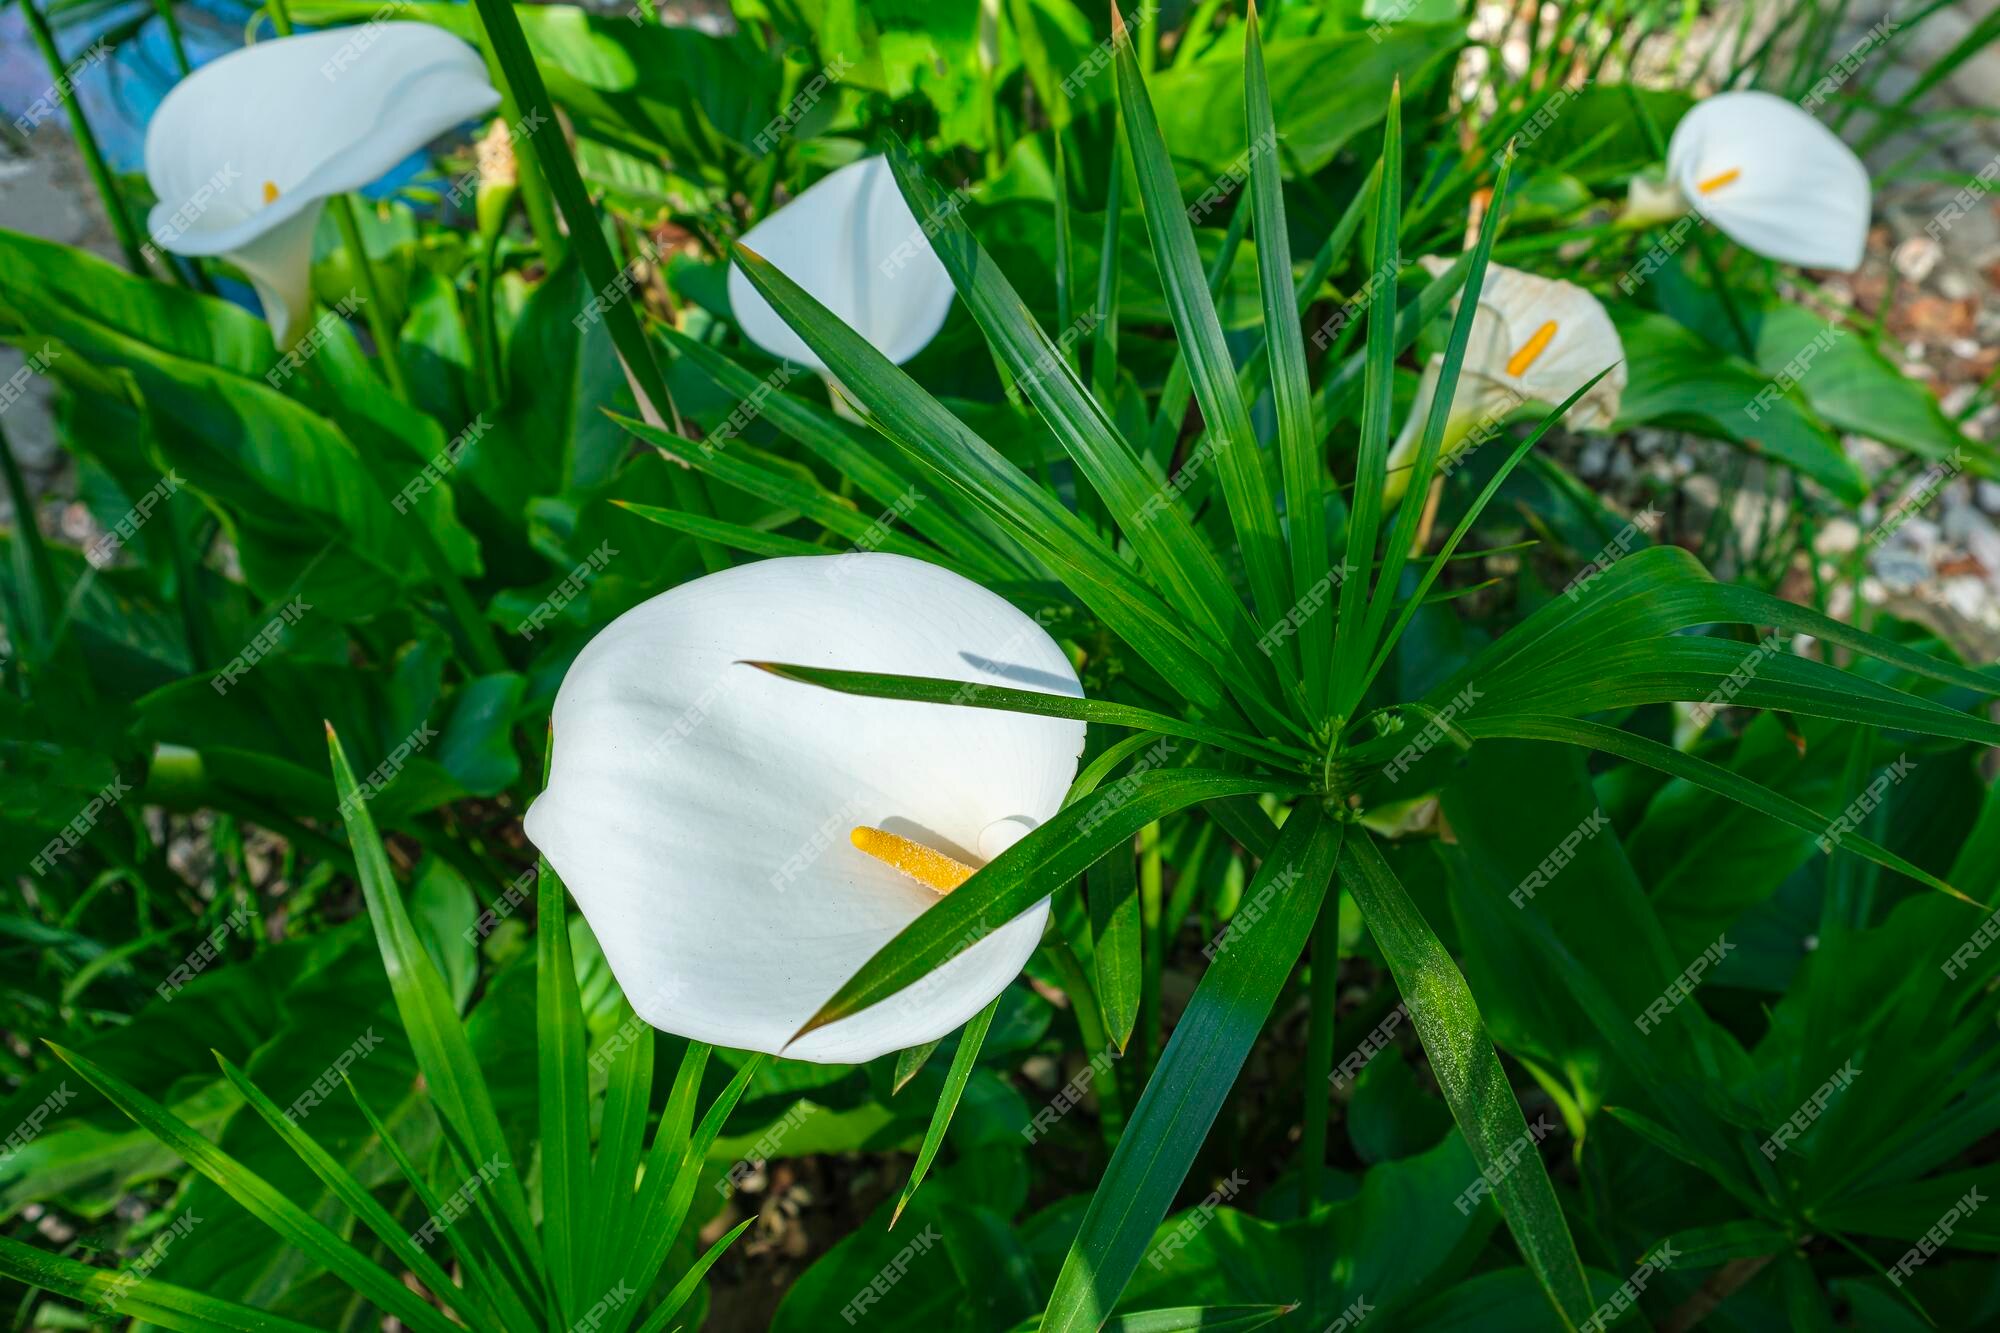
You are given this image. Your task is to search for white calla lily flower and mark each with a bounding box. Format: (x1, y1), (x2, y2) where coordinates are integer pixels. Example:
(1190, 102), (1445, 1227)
(726, 156), (956, 390)
(525, 554), (1084, 1064)
(144, 25), (499, 347)
(1637, 90), (1870, 272)
(1385, 258), (1626, 505)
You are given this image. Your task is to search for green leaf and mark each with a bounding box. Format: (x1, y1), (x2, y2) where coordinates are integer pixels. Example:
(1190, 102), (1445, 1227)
(1089, 839), (1143, 1052)
(325, 724), (546, 1282)
(1337, 832), (1593, 1329)
(798, 769), (1298, 1038)
(727, 242), (1233, 715)
(744, 660), (1309, 768)
(894, 1039), (944, 1094)
(1009, 1305), (1298, 1333)
(1040, 803), (1344, 1331)
(1243, 5), (1332, 713)
(1112, 2), (1294, 638)
(0, 1234), (323, 1333)
(611, 500), (832, 559)
(893, 996), (1002, 1226)
(538, 852), (591, 1320)
(629, 1217), (755, 1333)
(46, 1043), (463, 1333)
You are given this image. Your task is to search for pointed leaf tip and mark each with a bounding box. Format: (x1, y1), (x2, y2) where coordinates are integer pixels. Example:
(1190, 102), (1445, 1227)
(1109, 1), (1126, 38)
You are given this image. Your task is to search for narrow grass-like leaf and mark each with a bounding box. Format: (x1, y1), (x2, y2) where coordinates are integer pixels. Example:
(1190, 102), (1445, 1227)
(611, 1055), (767, 1333)
(893, 995), (1002, 1226)
(894, 1039), (944, 1093)
(539, 853), (591, 1322)
(1040, 804), (1343, 1331)
(744, 660), (1311, 768)
(1337, 832), (1593, 1328)
(629, 1217), (756, 1333)
(1012, 1306), (1299, 1333)
(326, 725), (544, 1273)
(611, 501), (833, 559)
(1112, 2), (1292, 634)
(797, 770), (1300, 1038)
(1461, 714), (1978, 905)
(0, 1235), (323, 1333)
(583, 1000), (653, 1299)
(729, 243), (1233, 715)
(214, 1052), (477, 1327)
(882, 134), (1291, 718)
(1329, 84), (1402, 717)
(46, 1043), (462, 1333)
(1145, 191), (1254, 466)
(1089, 840), (1143, 1051)
(661, 327), (1024, 577)
(1243, 2), (1332, 712)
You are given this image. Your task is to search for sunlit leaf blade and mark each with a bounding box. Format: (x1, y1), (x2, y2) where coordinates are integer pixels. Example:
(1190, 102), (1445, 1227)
(539, 854), (591, 1322)
(1144, 192), (1253, 467)
(1336, 832), (1593, 1329)
(1039, 804), (1342, 1332)
(45, 1044), (463, 1333)
(744, 660), (1310, 767)
(797, 770), (1301, 1039)
(1243, 2), (1332, 713)
(1330, 82), (1401, 716)
(728, 242), (1233, 715)
(326, 725), (545, 1272)
(1111, 2), (1293, 639)
(0, 1234), (323, 1333)
(893, 996), (1002, 1226)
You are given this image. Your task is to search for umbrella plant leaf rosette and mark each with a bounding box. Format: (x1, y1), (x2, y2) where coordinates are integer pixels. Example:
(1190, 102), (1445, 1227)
(525, 554), (1084, 1064)
(1628, 89), (1871, 271)
(143, 24), (500, 346)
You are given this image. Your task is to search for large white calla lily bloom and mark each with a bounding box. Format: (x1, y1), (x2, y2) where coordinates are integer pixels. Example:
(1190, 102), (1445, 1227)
(525, 554), (1084, 1064)
(726, 156), (956, 379)
(1634, 90), (1870, 272)
(1385, 258), (1625, 505)
(144, 26), (499, 347)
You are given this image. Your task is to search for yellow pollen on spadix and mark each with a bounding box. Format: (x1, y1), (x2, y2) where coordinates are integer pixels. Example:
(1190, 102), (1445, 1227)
(1505, 320), (1559, 377)
(850, 826), (976, 895)
(1696, 167), (1741, 195)
(262, 180), (281, 205)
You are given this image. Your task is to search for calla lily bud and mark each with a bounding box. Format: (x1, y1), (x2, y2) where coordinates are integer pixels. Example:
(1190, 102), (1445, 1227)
(525, 554), (1084, 1064)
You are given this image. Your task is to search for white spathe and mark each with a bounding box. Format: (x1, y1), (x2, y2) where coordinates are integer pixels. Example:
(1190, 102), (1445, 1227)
(524, 554), (1085, 1064)
(1663, 90), (1870, 272)
(1385, 258), (1626, 505)
(144, 25), (499, 347)
(726, 155), (956, 373)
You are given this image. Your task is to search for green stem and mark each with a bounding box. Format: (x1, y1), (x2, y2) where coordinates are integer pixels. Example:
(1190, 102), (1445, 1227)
(152, 0), (193, 76)
(330, 195), (414, 402)
(1301, 890), (1339, 1211)
(0, 416), (59, 657)
(20, 0), (150, 276)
